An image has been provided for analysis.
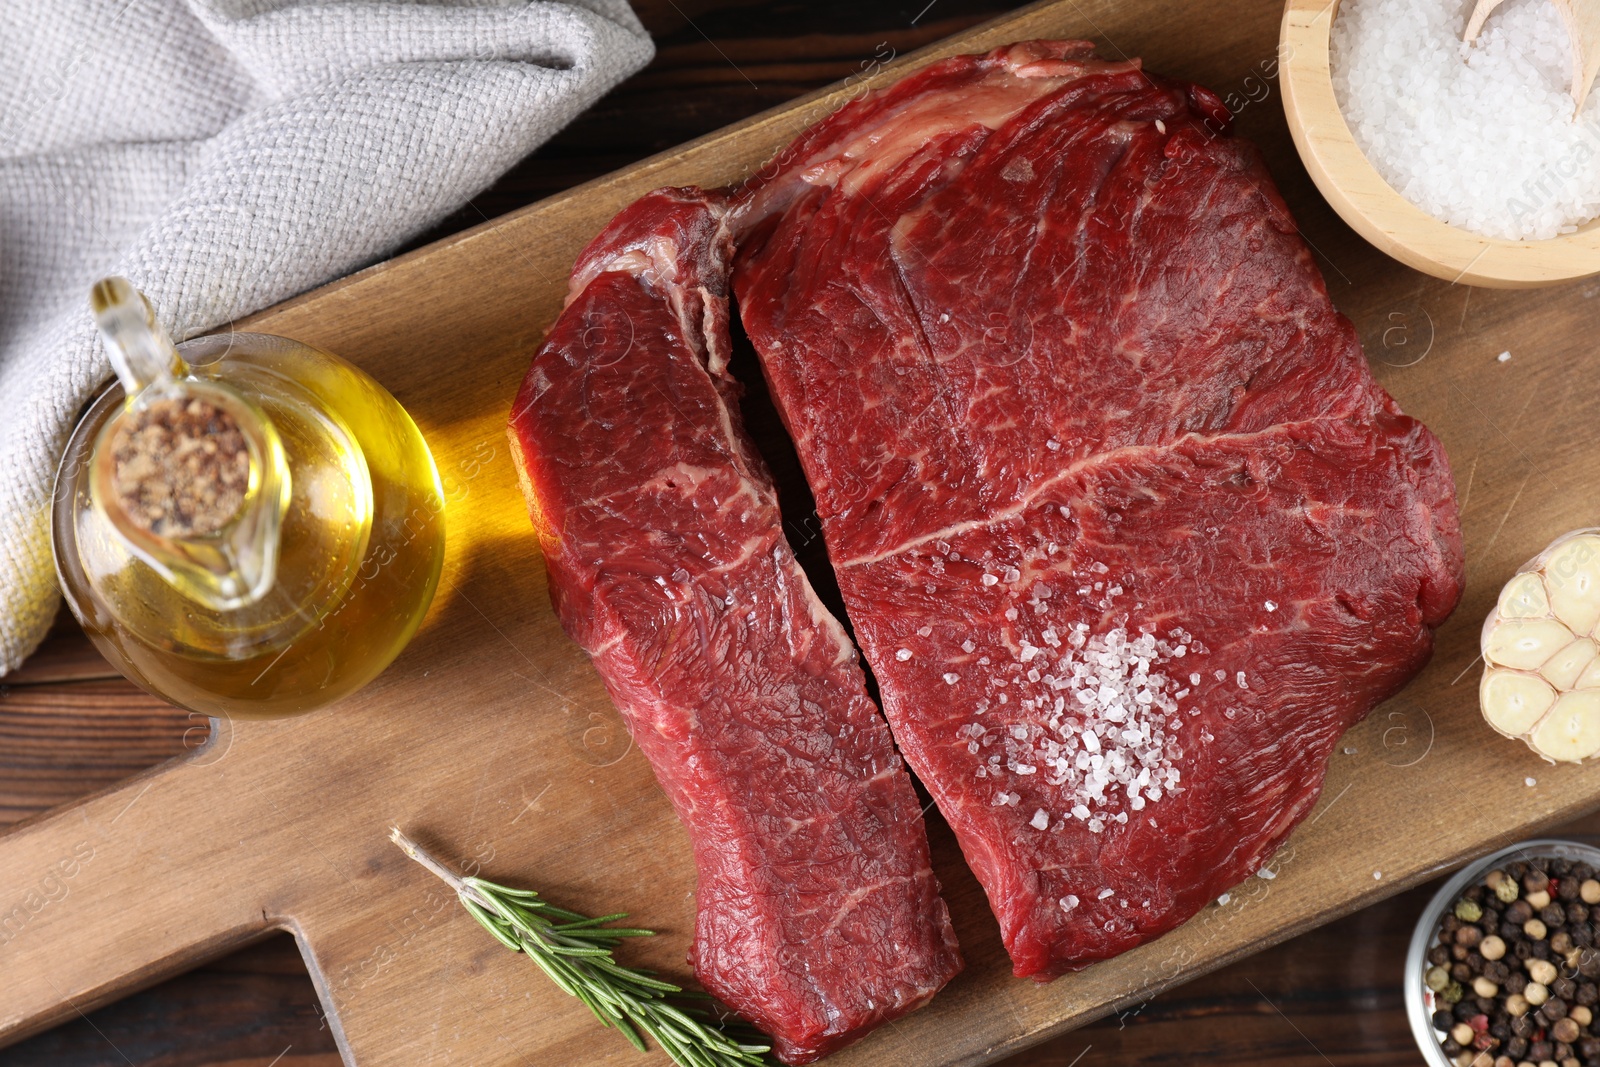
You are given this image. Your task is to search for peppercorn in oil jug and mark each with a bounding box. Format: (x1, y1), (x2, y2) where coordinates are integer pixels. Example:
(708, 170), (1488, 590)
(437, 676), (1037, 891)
(52, 277), (445, 718)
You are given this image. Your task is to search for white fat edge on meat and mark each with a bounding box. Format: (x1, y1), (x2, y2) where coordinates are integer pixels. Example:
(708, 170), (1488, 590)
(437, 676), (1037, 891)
(565, 234), (685, 308)
(736, 51), (1093, 226)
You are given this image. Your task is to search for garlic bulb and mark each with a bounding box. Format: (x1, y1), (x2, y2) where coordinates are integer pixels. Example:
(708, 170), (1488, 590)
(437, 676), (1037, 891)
(1481, 529), (1600, 762)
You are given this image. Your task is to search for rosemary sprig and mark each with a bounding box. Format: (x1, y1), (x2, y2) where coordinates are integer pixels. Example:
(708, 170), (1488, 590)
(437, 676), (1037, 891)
(389, 828), (773, 1067)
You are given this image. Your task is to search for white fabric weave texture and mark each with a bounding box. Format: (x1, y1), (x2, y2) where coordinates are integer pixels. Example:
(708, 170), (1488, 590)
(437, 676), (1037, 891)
(0, 0), (654, 673)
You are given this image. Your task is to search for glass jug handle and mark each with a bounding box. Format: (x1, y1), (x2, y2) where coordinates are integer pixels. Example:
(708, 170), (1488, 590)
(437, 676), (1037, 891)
(85, 277), (289, 611)
(90, 277), (185, 396)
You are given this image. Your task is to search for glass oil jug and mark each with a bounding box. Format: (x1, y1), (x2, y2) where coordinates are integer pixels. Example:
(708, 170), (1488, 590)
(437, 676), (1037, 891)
(52, 277), (445, 718)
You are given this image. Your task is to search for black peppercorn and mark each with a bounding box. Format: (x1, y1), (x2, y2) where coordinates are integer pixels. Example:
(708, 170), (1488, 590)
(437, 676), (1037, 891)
(1491, 1020), (1511, 1040)
(1440, 1036), (1462, 1055)
(1429, 945), (1452, 966)
(1486, 960), (1512, 983)
(1456, 1000), (1480, 1021)
(1574, 903), (1592, 925)
(1579, 981), (1600, 1006)
(1556, 978), (1578, 1001)
(1467, 884), (1487, 903)
(1516, 939), (1536, 962)
(1453, 961), (1475, 983)
(1476, 994), (1495, 1013)
(1513, 1013), (1538, 1038)
(1507, 1035), (1529, 1059)
(1565, 879), (1585, 902)
(1532, 1039), (1556, 1061)
(1506, 972), (1529, 995)
(1432, 1007), (1455, 1030)
(1534, 940), (1553, 960)
(1542, 995), (1570, 1022)
(1529, 869), (1553, 894)
(1582, 1036), (1600, 1057)
(1546, 903), (1570, 927)
(1505, 920), (1526, 940)
(1510, 861), (1530, 879)
(1508, 901), (1535, 925)
(1459, 925), (1485, 948)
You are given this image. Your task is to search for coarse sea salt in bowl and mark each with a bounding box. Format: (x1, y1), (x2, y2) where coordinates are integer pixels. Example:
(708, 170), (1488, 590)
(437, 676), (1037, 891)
(1281, 0), (1600, 287)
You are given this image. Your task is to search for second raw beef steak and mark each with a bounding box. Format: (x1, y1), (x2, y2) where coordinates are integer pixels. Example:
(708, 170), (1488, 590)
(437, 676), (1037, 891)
(733, 40), (1464, 978)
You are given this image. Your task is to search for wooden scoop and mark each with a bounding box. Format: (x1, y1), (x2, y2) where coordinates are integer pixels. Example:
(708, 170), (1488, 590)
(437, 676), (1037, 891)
(1464, 0), (1600, 111)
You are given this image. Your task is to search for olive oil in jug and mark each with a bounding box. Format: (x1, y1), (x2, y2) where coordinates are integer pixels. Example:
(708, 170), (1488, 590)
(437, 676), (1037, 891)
(52, 277), (445, 718)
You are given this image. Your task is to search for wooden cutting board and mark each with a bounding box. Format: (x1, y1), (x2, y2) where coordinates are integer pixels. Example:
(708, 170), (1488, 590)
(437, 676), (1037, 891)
(5, 0), (1600, 1063)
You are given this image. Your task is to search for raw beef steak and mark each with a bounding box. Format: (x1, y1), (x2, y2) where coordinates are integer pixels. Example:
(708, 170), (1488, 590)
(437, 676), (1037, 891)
(732, 41), (1464, 977)
(507, 188), (962, 1061)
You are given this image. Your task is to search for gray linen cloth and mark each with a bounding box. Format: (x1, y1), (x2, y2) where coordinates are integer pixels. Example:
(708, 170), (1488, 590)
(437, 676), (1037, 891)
(0, 0), (654, 673)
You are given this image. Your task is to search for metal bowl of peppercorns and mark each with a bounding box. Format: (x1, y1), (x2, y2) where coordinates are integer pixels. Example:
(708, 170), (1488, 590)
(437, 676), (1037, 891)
(1407, 839), (1600, 1067)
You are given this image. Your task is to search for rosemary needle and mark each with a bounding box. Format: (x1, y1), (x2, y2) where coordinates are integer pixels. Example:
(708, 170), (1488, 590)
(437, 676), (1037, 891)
(389, 827), (773, 1067)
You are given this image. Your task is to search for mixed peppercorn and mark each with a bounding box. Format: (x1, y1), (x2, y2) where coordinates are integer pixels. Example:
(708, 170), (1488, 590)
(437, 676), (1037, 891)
(1426, 857), (1600, 1067)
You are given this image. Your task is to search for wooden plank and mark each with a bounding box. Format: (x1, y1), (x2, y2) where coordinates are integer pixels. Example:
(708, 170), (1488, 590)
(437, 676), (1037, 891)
(4, 0), (1600, 1064)
(0, 679), (196, 827)
(0, 933), (343, 1067)
(3, 608), (119, 687)
(37, 829), (1590, 1067)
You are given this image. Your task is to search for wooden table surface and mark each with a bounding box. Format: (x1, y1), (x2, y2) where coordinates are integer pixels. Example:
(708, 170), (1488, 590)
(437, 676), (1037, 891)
(0, 1), (1557, 1063)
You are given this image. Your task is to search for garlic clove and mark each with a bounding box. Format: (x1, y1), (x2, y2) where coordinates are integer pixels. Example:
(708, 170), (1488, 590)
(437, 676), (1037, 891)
(1545, 535), (1600, 636)
(1485, 617), (1579, 671)
(1482, 669), (1558, 737)
(1481, 530), (1600, 762)
(1498, 570), (1551, 620)
(1529, 689), (1600, 762)
(1540, 637), (1600, 691)
(1579, 656), (1600, 690)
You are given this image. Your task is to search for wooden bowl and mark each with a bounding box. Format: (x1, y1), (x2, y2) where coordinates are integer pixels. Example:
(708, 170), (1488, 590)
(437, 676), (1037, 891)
(1280, 0), (1600, 288)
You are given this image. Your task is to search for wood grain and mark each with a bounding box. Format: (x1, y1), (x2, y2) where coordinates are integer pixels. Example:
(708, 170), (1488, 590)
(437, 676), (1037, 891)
(0, 634), (1490, 1067)
(6, 0), (1600, 1064)
(1281, 0), (1600, 287)
(0, 625), (1535, 1067)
